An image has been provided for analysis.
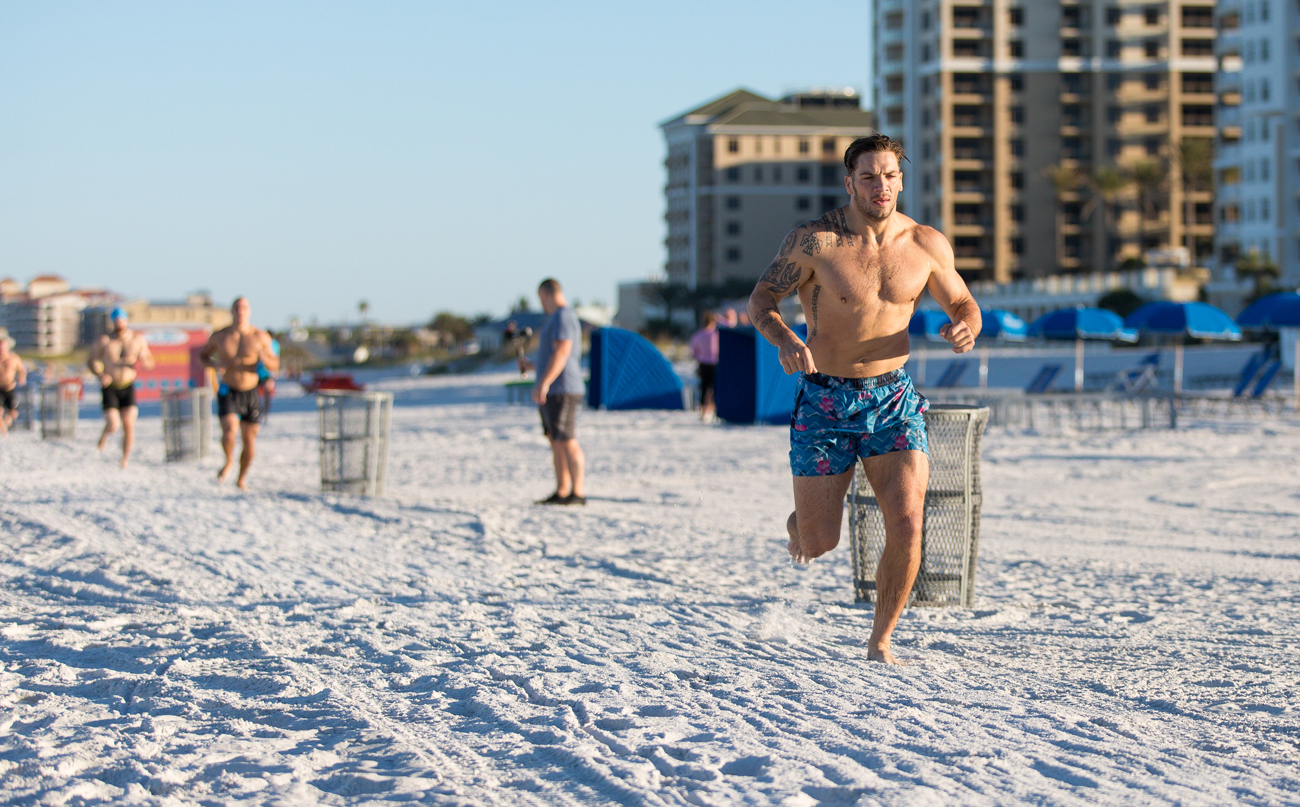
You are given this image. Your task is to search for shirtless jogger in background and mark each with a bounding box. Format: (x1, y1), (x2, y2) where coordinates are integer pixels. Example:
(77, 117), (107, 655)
(748, 134), (981, 664)
(0, 337), (28, 435)
(88, 308), (155, 467)
(200, 297), (279, 490)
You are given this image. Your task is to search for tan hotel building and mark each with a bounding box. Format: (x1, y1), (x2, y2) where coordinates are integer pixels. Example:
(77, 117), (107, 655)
(660, 89), (876, 289)
(874, 0), (1218, 283)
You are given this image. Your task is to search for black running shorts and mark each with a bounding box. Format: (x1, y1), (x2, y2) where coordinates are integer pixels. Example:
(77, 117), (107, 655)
(101, 384), (137, 411)
(218, 387), (263, 424)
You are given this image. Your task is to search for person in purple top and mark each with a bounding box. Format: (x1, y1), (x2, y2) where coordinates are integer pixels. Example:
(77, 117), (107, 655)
(517, 278), (587, 505)
(689, 312), (720, 421)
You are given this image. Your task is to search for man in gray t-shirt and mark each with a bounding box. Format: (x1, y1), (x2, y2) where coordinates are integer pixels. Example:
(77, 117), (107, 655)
(517, 278), (587, 505)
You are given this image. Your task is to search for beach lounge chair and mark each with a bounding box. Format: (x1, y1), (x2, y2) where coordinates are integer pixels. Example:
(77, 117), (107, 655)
(1025, 364), (1062, 394)
(932, 362), (968, 388)
(1232, 346), (1281, 399)
(1109, 352), (1160, 393)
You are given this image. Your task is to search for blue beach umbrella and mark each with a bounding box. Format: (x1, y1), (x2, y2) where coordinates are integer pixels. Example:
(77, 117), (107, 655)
(1125, 301), (1240, 393)
(1028, 307), (1136, 392)
(1124, 301), (1242, 340)
(980, 308), (1028, 342)
(1028, 307), (1137, 341)
(908, 309), (952, 343)
(1237, 291), (1300, 329)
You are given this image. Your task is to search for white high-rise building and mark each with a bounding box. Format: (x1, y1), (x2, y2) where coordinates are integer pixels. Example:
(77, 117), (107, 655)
(1209, 0), (1300, 312)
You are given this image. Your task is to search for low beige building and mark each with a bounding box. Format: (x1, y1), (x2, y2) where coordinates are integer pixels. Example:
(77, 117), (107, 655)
(660, 88), (876, 290)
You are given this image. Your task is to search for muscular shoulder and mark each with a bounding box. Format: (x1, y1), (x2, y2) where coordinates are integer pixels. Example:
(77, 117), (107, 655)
(909, 222), (955, 265)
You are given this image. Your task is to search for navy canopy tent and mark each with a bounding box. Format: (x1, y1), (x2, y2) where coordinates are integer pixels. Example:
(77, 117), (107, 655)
(716, 325), (807, 424)
(586, 327), (684, 411)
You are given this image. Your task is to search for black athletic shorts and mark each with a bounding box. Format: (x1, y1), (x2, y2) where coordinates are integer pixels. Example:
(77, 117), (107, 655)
(101, 384), (137, 410)
(539, 393), (582, 441)
(1, 386), (15, 413)
(697, 363), (716, 399)
(218, 387), (263, 424)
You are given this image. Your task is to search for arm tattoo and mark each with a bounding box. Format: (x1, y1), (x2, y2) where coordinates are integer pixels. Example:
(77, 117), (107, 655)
(753, 305), (785, 341)
(776, 231), (797, 258)
(759, 258), (802, 296)
(800, 232), (822, 256)
(810, 284), (821, 337)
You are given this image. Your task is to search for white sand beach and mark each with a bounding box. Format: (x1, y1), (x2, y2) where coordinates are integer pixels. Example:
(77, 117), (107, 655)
(1, 371), (1298, 806)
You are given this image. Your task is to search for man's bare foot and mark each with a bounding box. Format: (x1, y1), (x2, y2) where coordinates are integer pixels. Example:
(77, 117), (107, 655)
(786, 511), (811, 564)
(236, 474), (249, 491)
(867, 644), (903, 665)
(97, 436), (109, 453)
(119, 457), (129, 470)
(217, 463), (234, 483)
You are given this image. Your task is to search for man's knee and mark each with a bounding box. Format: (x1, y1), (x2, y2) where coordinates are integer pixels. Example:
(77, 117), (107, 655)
(793, 513), (841, 557)
(882, 507), (924, 550)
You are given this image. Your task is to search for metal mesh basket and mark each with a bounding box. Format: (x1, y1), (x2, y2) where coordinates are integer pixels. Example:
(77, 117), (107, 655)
(161, 388), (213, 462)
(14, 386), (34, 431)
(317, 391), (393, 496)
(39, 383), (79, 439)
(849, 404), (990, 608)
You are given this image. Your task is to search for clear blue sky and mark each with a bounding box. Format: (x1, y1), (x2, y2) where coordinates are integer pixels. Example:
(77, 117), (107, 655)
(1, 2), (872, 328)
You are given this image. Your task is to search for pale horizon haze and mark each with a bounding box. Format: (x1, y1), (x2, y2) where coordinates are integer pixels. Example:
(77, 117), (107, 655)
(2, 2), (872, 328)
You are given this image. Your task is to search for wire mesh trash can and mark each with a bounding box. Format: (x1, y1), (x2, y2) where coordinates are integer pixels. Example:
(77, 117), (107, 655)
(317, 391), (393, 496)
(14, 385), (34, 431)
(849, 404), (990, 608)
(161, 388), (213, 462)
(40, 382), (80, 439)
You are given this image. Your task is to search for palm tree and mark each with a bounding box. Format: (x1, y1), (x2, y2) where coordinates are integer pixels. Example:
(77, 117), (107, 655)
(1236, 248), (1279, 302)
(1171, 137), (1213, 263)
(358, 300), (370, 324)
(1129, 160), (1167, 230)
(1044, 163), (1082, 271)
(1088, 167), (1132, 273)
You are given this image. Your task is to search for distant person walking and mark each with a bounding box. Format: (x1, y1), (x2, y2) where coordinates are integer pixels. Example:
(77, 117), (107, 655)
(0, 337), (27, 435)
(690, 312), (720, 421)
(517, 279), (586, 505)
(201, 297), (280, 490)
(87, 308), (155, 467)
(747, 134), (980, 664)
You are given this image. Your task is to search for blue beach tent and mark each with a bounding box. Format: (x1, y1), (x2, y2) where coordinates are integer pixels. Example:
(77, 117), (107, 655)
(586, 327), (684, 411)
(980, 308), (1028, 341)
(1028, 307), (1137, 342)
(715, 325), (807, 424)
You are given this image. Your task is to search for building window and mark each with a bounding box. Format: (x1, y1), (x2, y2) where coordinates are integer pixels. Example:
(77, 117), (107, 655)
(885, 75), (904, 94)
(1145, 7), (1159, 25)
(1011, 237), (1024, 255)
(887, 107), (904, 125)
(1107, 74), (1123, 91)
(726, 221), (741, 236)
(1009, 74), (1024, 92)
(799, 139), (810, 155)
(1010, 139), (1024, 156)
(1145, 105), (1160, 122)
(1010, 171), (1024, 189)
(1145, 138), (1161, 155)
(1181, 6), (1213, 27)
(725, 196), (740, 210)
(773, 166), (783, 182)
(1181, 38), (1213, 56)
(1009, 7), (1023, 25)
(1107, 40), (1123, 58)
(820, 165), (841, 185)
(1106, 7), (1122, 25)
(921, 76), (931, 95)
(1108, 106), (1123, 123)
(1010, 204), (1024, 221)
(922, 43), (932, 61)
(1181, 72), (1211, 93)
(1182, 104), (1213, 126)
(1107, 139), (1123, 157)
(1009, 41), (1024, 58)
(1062, 6), (1082, 28)
(797, 166), (811, 182)
(885, 11), (903, 29)
(725, 167), (740, 182)
(921, 10), (931, 29)
(1062, 38), (1082, 57)
(754, 166), (764, 183)
(1145, 73), (1162, 90)
(728, 138), (739, 153)
(953, 39), (982, 58)
(886, 43), (904, 61)
(1262, 198), (1271, 220)
(726, 248), (741, 262)
(1009, 106), (1024, 124)
(796, 197), (810, 211)
(1261, 0), (1270, 21)
(1261, 39), (1270, 61)
(820, 195), (841, 213)
(1261, 79), (1270, 101)
(822, 138), (837, 153)
(1145, 40), (1160, 58)
(1261, 158), (1270, 180)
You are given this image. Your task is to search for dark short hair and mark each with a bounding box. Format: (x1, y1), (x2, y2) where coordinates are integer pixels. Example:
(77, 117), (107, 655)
(538, 278), (561, 295)
(844, 134), (907, 173)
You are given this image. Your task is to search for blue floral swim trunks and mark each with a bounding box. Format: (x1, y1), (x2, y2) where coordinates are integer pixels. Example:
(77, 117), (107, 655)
(790, 369), (929, 477)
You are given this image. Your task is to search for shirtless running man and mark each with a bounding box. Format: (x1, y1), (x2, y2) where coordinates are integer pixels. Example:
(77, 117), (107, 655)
(748, 134), (981, 664)
(200, 297), (279, 490)
(87, 308), (155, 467)
(0, 337), (28, 435)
